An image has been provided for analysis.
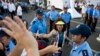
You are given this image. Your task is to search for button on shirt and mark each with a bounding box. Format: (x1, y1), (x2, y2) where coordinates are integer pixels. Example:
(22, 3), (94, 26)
(70, 41), (93, 56)
(29, 17), (47, 34)
(60, 12), (72, 23)
(47, 10), (59, 21)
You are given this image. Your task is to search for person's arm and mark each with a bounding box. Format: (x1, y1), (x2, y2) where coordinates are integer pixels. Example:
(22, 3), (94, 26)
(36, 29), (57, 38)
(64, 31), (73, 46)
(2, 16), (40, 56)
(8, 43), (23, 56)
(39, 45), (61, 56)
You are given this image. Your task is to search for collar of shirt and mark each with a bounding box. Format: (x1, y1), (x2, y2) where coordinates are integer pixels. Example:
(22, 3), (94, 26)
(72, 41), (88, 54)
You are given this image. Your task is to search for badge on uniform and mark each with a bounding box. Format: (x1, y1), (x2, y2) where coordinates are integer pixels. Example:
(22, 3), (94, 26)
(82, 50), (88, 56)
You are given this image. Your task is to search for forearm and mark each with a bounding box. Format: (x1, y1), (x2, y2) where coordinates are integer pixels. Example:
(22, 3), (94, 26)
(23, 36), (40, 56)
(37, 30), (56, 38)
(26, 47), (40, 56)
(37, 34), (51, 38)
(39, 47), (50, 56)
(8, 43), (23, 56)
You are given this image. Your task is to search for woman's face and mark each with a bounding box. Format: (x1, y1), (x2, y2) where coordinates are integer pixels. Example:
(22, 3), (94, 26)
(1, 36), (10, 47)
(56, 25), (63, 32)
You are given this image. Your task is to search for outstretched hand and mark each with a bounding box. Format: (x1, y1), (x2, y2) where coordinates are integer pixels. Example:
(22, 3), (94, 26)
(2, 16), (39, 56)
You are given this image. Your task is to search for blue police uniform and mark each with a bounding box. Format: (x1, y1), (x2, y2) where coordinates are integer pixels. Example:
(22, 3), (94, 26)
(60, 12), (72, 24)
(84, 7), (91, 24)
(29, 17), (47, 34)
(87, 7), (94, 28)
(93, 9), (100, 19)
(47, 10), (59, 31)
(91, 9), (100, 31)
(29, 9), (48, 50)
(47, 10), (59, 21)
(70, 24), (92, 56)
(9, 40), (15, 52)
(70, 41), (93, 56)
(60, 12), (72, 36)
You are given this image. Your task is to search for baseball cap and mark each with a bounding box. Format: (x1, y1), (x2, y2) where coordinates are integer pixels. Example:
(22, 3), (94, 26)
(36, 9), (44, 16)
(70, 24), (91, 38)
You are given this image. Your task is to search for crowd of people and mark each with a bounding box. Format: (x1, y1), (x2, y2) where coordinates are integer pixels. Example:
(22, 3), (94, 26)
(0, 0), (100, 56)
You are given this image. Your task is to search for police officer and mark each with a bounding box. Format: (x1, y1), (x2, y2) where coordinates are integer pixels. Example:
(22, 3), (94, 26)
(87, 4), (94, 29)
(29, 9), (48, 50)
(47, 5), (59, 31)
(92, 5), (100, 32)
(60, 7), (72, 37)
(84, 5), (91, 24)
(70, 24), (93, 56)
(29, 9), (47, 34)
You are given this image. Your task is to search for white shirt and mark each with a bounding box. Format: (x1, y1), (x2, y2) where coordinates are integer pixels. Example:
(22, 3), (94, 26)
(79, 2), (83, 8)
(2, 2), (8, 9)
(81, 5), (86, 13)
(29, 0), (36, 5)
(47, 2), (51, 10)
(8, 3), (16, 12)
(21, 49), (27, 56)
(74, 3), (78, 7)
(17, 6), (22, 16)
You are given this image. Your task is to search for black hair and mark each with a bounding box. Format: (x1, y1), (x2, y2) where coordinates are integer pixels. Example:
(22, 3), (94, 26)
(63, 7), (68, 9)
(0, 30), (10, 39)
(0, 49), (6, 56)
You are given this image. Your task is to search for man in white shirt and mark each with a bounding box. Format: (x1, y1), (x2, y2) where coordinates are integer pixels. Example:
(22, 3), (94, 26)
(8, 2), (16, 19)
(17, 4), (22, 19)
(2, 1), (8, 15)
(81, 3), (86, 20)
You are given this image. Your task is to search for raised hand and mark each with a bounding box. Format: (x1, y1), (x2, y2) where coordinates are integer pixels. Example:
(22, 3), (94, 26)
(2, 16), (39, 56)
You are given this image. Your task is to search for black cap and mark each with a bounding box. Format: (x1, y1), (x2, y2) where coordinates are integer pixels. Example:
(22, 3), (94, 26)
(36, 9), (44, 16)
(70, 24), (91, 38)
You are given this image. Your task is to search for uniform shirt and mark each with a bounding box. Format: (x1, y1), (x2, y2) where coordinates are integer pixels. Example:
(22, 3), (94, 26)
(86, 7), (91, 14)
(89, 8), (94, 17)
(70, 41), (93, 56)
(93, 9), (100, 19)
(29, 17), (47, 34)
(60, 12), (72, 23)
(47, 10), (59, 21)
(6, 40), (15, 55)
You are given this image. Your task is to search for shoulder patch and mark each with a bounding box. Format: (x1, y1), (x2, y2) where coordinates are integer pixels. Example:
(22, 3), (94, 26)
(82, 50), (89, 56)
